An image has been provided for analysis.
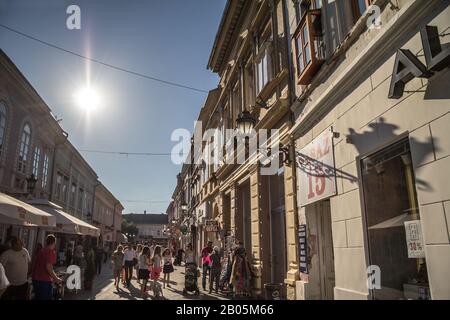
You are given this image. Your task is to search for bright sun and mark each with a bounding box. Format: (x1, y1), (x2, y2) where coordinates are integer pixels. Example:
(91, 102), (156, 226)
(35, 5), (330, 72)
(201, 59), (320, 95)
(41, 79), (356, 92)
(75, 87), (100, 112)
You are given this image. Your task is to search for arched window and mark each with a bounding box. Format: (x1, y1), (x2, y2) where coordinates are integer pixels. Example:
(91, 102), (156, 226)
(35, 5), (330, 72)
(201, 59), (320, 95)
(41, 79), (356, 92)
(0, 101), (7, 156)
(17, 123), (32, 174)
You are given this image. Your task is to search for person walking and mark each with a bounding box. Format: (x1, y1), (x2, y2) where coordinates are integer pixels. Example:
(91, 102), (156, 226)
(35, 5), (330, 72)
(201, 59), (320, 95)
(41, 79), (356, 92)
(150, 245), (162, 298)
(65, 244), (73, 267)
(73, 242), (84, 267)
(111, 245), (124, 290)
(122, 243), (135, 288)
(201, 241), (213, 291)
(0, 262), (9, 299)
(0, 237), (31, 300)
(32, 234), (62, 300)
(138, 246), (150, 298)
(95, 245), (104, 275)
(135, 244), (143, 284)
(162, 248), (174, 288)
(184, 243), (195, 265)
(209, 246), (222, 294)
(230, 242), (253, 297)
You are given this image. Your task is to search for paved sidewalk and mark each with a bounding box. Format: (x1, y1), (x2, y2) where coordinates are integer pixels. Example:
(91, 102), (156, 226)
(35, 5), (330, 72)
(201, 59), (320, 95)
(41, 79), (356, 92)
(65, 262), (232, 300)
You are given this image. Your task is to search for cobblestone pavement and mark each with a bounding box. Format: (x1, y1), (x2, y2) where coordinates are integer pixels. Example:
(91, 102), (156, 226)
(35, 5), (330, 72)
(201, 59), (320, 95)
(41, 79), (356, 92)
(65, 262), (232, 300)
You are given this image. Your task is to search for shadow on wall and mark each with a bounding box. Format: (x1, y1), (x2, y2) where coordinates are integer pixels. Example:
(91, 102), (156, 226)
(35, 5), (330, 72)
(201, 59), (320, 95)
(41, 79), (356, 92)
(345, 117), (440, 192)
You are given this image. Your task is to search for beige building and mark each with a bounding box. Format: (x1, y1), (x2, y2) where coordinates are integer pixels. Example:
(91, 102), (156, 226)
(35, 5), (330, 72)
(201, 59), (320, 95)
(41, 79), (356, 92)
(93, 182), (123, 245)
(288, 0), (450, 300)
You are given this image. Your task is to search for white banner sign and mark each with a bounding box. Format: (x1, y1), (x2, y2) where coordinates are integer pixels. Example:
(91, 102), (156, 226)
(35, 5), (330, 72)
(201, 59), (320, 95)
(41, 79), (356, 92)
(404, 220), (425, 258)
(296, 127), (337, 206)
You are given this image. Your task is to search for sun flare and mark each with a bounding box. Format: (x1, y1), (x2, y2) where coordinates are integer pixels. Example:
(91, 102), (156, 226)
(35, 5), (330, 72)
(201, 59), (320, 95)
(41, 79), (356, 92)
(75, 87), (100, 112)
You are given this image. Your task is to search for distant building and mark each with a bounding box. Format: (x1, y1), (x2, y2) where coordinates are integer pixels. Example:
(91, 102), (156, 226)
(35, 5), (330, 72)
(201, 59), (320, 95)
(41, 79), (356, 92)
(123, 213), (169, 243)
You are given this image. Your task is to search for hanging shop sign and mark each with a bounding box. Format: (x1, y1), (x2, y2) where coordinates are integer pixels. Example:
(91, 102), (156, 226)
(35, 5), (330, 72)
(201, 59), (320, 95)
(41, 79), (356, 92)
(389, 25), (450, 99)
(404, 220), (425, 259)
(298, 224), (308, 274)
(296, 127), (337, 207)
(205, 220), (219, 232)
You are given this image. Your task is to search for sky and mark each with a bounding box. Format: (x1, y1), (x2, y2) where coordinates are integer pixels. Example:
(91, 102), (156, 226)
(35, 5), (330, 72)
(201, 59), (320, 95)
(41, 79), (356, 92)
(0, 0), (226, 214)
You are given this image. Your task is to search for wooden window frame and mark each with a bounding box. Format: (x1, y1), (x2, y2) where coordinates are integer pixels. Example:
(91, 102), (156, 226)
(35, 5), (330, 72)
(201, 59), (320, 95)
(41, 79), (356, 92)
(351, 0), (374, 23)
(294, 9), (324, 85)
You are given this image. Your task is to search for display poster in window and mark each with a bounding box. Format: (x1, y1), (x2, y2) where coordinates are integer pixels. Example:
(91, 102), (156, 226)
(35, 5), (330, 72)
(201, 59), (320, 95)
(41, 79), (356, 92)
(296, 127), (337, 207)
(298, 224), (308, 274)
(404, 220), (425, 258)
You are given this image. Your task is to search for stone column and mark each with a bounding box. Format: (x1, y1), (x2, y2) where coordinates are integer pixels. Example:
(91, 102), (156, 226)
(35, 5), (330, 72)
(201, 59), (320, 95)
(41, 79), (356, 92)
(284, 153), (300, 299)
(250, 164), (271, 298)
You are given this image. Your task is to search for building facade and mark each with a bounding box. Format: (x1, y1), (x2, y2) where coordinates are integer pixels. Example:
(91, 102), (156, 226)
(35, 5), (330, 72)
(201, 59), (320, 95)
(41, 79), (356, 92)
(0, 49), (123, 258)
(169, 0), (450, 300)
(93, 183), (124, 245)
(123, 213), (169, 244)
(288, 0), (450, 300)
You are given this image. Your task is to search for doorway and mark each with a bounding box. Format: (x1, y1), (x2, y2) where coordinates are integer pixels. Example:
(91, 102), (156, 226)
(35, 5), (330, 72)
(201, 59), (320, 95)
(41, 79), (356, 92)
(306, 200), (335, 299)
(269, 167), (287, 284)
(237, 180), (252, 254)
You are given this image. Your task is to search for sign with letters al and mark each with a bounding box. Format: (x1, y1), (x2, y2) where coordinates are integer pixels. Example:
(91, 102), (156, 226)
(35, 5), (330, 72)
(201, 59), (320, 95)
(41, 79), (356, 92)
(296, 127), (337, 207)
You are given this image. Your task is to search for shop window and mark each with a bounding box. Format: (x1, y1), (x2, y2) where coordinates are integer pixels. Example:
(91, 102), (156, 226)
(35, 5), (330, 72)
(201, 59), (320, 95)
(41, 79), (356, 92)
(361, 139), (429, 300)
(294, 9), (325, 85)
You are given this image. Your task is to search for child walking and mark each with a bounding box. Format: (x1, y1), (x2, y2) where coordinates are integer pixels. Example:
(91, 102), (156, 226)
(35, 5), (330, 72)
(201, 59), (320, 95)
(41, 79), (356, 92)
(111, 245), (124, 290)
(138, 246), (150, 298)
(162, 248), (174, 288)
(150, 245), (162, 297)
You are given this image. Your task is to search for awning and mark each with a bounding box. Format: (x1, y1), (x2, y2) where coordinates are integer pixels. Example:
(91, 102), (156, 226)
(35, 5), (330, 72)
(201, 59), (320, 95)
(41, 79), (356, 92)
(28, 199), (100, 237)
(0, 193), (56, 227)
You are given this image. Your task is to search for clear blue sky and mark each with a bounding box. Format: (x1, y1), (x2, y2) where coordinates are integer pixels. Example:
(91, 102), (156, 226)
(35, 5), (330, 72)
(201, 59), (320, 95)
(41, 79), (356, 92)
(0, 0), (225, 214)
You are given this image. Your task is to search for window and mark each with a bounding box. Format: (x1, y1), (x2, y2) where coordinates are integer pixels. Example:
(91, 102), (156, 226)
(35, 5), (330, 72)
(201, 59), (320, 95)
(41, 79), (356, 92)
(295, 0), (322, 24)
(294, 9), (325, 84)
(70, 183), (76, 208)
(32, 146), (41, 178)
(56, 173), (63, 199)
(78, 188), (84, 213)
(62, 176), (69, 202)
(41, 154), (49, 189)
(0, 101), (7, 157)
(18, 123), (32, 174)
(361, 139), (429, 300)
(256, 20), (274, 95)
(243, 57), (255, 109)
(256, 48), (273, 94)
(351, 0), (373, 22)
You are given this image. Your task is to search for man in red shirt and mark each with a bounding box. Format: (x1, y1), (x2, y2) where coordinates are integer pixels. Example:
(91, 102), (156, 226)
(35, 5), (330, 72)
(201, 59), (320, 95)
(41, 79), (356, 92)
(32, 234), (62, 300)
(201, 241), (213, 291)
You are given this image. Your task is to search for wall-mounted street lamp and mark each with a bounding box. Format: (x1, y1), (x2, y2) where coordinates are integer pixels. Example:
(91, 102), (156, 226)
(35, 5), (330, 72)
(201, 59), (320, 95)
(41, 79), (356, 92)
(236, 110), (256, 135)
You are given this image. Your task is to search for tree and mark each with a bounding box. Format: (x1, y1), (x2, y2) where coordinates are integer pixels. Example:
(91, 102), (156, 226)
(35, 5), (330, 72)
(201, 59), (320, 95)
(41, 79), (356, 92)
(121, 220), (138, 242)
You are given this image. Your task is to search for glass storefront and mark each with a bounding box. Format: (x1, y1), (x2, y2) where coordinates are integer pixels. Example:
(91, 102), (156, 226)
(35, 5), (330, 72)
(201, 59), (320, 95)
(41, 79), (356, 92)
(361, 138), (429, 300)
